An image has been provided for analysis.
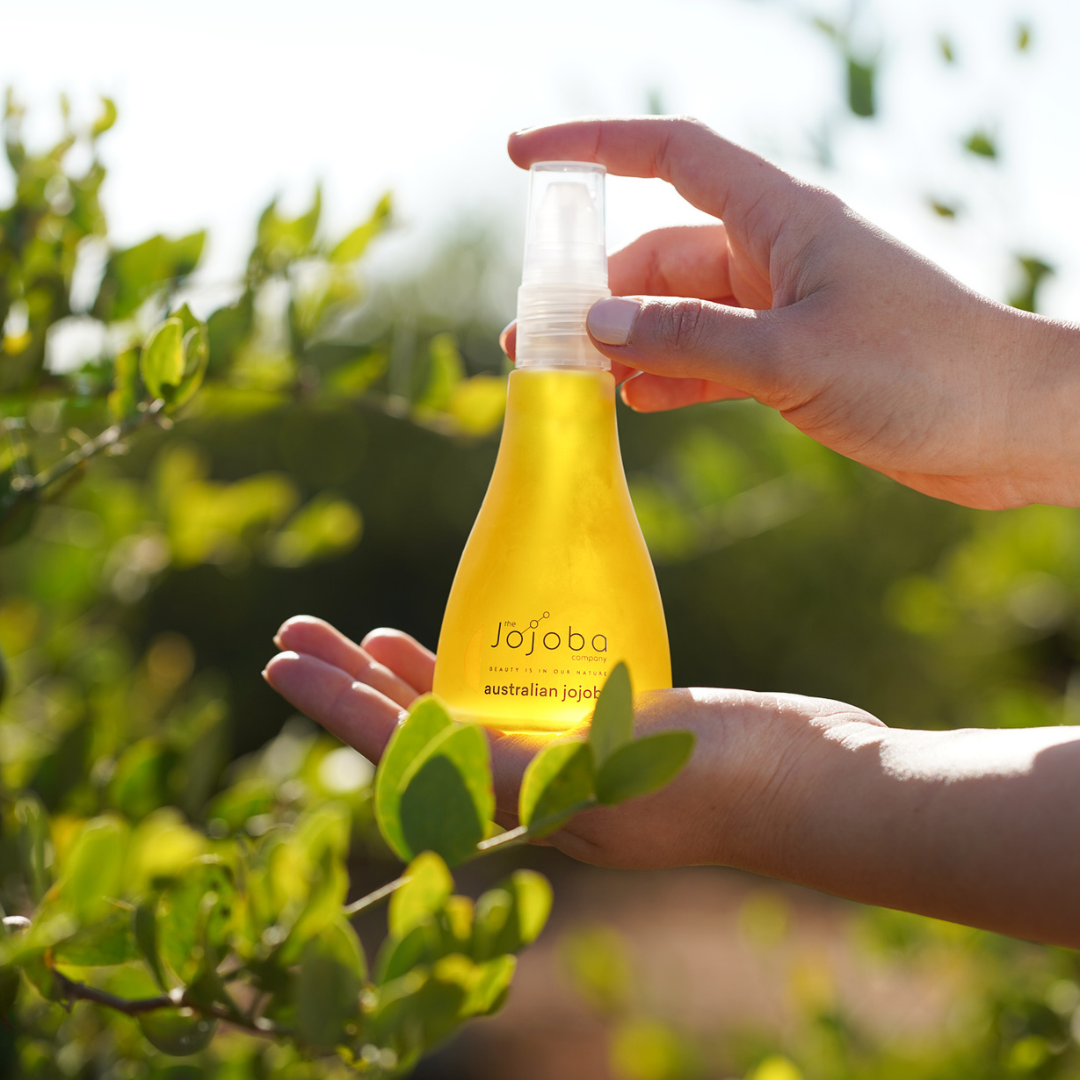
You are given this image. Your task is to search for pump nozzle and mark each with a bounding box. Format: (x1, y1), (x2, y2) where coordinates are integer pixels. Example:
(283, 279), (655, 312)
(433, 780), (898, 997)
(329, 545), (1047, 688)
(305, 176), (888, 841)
(515, 162), (611, 370)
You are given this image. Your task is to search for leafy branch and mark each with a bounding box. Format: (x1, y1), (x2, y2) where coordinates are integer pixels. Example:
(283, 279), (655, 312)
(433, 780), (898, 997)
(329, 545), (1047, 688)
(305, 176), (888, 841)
(0, 664), (693, 1070)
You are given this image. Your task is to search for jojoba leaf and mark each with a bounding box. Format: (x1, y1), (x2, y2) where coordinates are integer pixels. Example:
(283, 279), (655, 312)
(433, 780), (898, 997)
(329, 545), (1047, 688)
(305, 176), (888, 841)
(595, 731), (695, 806)
(389, 852), (454, 940)
(137, 1008), (217, 1056)
(588, 662), (633, 766)
(140, 318), (184, 400)
(519, 741), (594, 837)
(375, 695), (454, 861)
(398, 724), (493, 866)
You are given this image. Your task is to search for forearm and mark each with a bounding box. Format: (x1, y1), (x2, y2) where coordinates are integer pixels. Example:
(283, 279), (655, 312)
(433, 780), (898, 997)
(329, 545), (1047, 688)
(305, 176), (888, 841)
(1008, 307), (1080, 508)
(760, 720), (1080, 946)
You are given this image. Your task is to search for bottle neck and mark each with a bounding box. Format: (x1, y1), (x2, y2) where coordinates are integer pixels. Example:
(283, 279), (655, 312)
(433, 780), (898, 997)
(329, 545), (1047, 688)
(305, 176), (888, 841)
(497, 368), (620, 482)
(514, 283), (612, 371)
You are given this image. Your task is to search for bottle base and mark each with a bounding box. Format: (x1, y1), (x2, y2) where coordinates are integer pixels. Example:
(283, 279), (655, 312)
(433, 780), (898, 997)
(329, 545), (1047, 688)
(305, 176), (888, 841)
(443, 704), (589, 735)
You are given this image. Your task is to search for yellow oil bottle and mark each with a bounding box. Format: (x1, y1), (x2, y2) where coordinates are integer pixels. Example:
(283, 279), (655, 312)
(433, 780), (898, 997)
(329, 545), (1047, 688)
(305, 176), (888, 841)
(432, 162), (671, 731)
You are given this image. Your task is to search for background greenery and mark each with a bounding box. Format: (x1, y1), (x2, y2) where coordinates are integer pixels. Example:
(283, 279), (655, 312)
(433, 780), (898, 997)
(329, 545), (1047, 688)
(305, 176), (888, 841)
(1, 5), (1079, 1076)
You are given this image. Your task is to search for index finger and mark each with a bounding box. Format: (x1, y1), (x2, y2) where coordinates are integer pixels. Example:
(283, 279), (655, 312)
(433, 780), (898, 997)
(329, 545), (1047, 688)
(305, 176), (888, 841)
(507, 117), (794, 234)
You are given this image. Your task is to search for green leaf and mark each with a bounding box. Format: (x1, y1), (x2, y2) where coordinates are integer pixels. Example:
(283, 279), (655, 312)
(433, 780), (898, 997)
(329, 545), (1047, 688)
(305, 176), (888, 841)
(471, 887), (512, 964)
(134, 902), (168, 990)
(295, 919), (365, 1050)
(61, 816), (129, 922)
(107, 346), (140, 421)
(265, 493), (362, 567)
(589, 661), (633, 766)
(330, 191), (392, 263)
(595, 731), (695, 806)
(368, 966), (467, 1055)
(167, 325), (209, 411)
(1016, 22), (1031, 52)
(108, 737), (169, 819)
(1008, 255), (1055, 314)
(325, 350), (388, 398)
(95, 232), (205, 321)
(937, 34), (956, 64)
(847, 57), (876, 118)
(91, 96), (118, 138)
(376, 920), (441, 984)
(416, 333), (463, 412)
(398, 724), (494, 866)
(519, 741), (595, 837)
(928, 198), (959, 220)
(138, 1009), (217, 1056)
(158, 857), (236, 983)
(375, 695), (454, 861)
(140, 318), (184, 400)
(437, 895), (474, 954)
(52, 906), (137, 966)
(463, 954), (516, 1016)
(505, 870), (552, 948)
(278, 845), (349, 964)
(963, 129), (998, 159)
(255, 189), (322, 274)
(473, 871), (552, 960)
(389, 852), (454, 940)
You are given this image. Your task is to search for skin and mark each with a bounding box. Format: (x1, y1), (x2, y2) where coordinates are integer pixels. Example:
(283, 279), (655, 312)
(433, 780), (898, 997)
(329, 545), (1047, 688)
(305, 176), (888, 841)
(264, 117), (1080, 948)
(264, 619), (1080, 948)
(504, 117), (1080, 511)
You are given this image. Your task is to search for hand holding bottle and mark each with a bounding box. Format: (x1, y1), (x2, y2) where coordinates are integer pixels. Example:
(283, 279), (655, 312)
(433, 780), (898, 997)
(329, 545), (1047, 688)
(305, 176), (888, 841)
(264, 616), (1080, 949)
(502, 117), (1080, 511)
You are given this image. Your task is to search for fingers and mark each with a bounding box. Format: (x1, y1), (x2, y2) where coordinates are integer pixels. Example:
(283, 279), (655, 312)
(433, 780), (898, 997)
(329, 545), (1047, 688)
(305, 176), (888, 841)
(263, 651), (405, 762)
(608, 225), (734, 301)
(360, 628), (436, 696)
(508, 117), (795, 232)
(620, 373), (750, 412)
(275, 616), (419, 708)
(586, 295), (799, 408)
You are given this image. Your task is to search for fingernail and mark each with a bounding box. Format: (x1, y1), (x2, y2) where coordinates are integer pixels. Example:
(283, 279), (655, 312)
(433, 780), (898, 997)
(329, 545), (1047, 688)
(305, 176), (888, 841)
(588, 297), (641, 346)
(272, 633), (283, 649)
(499, 321), (515, 355)
(260, 668), (269, 680)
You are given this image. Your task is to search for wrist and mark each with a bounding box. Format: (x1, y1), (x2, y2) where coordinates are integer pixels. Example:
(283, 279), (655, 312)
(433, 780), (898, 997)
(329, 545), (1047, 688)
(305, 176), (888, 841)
(710, 694), (888, 878)
(996, 305), (1080, 507)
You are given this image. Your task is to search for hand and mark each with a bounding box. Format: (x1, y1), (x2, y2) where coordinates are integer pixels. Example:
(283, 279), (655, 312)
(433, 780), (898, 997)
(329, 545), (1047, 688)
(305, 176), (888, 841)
(261, 615), (878, 872)
(263, 616), (1080, 945)
(502, 117), (1080, 511)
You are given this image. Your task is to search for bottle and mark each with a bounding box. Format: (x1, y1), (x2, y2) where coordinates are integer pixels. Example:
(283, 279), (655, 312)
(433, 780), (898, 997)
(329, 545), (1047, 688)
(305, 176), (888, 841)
(432, 162), (671, 732)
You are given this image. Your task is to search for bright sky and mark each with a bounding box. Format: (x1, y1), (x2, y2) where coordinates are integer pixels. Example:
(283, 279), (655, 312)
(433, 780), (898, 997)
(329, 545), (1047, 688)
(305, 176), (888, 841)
(4, 0), (1080, 319)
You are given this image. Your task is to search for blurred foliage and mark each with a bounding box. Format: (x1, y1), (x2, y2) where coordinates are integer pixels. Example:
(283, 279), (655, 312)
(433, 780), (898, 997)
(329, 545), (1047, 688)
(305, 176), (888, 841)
(562, 907), (1080, 1079)
(963, 128), (998, 160)
(1009, 256), (1056, 314)
(812, 16), (877, 119)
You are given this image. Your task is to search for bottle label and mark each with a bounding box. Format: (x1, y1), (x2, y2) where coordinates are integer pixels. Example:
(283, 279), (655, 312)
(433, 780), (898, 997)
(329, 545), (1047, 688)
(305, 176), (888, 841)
(464, 609), (613, 705)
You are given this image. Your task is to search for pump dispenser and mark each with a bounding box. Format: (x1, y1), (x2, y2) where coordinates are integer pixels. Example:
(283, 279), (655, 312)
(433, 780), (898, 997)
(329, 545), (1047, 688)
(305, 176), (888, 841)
(432, 162), (671, 732)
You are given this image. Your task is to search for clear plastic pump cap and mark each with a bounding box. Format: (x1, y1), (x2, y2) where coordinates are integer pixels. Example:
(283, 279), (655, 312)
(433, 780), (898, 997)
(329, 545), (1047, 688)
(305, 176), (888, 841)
(515, 162), (611, 370)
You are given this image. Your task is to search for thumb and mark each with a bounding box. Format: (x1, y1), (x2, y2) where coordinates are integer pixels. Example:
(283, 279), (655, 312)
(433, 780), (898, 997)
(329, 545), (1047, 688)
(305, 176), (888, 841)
(586, 295), (794, 406)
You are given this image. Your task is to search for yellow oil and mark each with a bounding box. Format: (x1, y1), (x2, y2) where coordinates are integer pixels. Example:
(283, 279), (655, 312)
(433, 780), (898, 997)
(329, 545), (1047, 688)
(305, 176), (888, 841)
(433, 367), (671, 732)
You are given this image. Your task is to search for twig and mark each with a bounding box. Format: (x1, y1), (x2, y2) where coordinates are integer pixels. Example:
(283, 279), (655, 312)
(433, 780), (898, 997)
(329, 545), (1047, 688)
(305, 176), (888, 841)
(342, 873), (409, 917)
(342, 802), (596, 918)
(22, 399), (165, 494)
(49, 966), (287, 1039)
